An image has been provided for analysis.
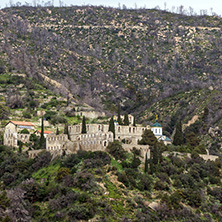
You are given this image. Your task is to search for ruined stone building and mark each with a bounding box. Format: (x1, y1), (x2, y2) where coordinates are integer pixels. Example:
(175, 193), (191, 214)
(46, 131), (113, 153)
(45, 123), (152, 159)
(4, 121), (35, 147)
(4, 117), (171, 161)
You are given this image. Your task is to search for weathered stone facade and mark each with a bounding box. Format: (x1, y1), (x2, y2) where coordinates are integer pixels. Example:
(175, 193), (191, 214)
(4, 119), (171, 161)
(46, 131), (113, 153)
(69, 123), (150, 144)
(122, 144), (150, 161)
(4, 121), (35, 147)
(45, 123), (151, 158)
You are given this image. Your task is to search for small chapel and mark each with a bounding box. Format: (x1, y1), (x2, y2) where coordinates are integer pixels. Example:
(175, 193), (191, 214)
(151, 116), (172, 145)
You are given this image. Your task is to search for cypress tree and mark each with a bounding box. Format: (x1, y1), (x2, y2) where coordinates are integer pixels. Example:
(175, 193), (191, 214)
(133, 116), (136, 127)
(18, 140), (23, 153)
(81, 116), (87, 134)
(109, 116), (115, 139)
(202, 107), (209, 122)
(39, 116), (46, 149)
(152, 143), (159, 165)
(117, 104), (122, 125)
(66, 95), (69, 107)
(64, 123), (71, 140)
(144, 152), (148, 173)
(123, 113), (129, 125)
(149, 156), (154, 174)
(56, 127), (59, 135)
(173, 121), (183, 145)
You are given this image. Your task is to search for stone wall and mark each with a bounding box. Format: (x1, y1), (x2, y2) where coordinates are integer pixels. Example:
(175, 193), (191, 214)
(46, 131), (114, 154)
(69, 123), (150, 145)
(28, 149), (44, 158)
(163, 151), (219, 162)
(122, 144), (150, 161)
(17, 134), (30, 144)
(4, 123), (17, 147)
(46, 134), (69, 151)
(77, 131), (113, 151)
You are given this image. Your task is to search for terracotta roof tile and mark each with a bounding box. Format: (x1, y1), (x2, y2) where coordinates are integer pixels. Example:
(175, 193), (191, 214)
(10, 121), (34, 126)
(37, 130), (53, 134)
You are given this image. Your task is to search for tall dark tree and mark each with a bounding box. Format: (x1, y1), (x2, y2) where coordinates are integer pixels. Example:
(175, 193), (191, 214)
(56, 127), (59, 135)
(138, 129), (157, 146)
(149, 155), (154, 174)
(185, 132), (200, 148)
(144, 152), (148, 173)
(64, 123), (71, 140)
(109, 116), (115, 139)
(39, 116), (46, 149)
(173, 121), (183, 146)
(131, 147), (141, 168)
(66, 95), (69, 107)
(81, 116), (87, 134)
(133, 116), (136, 127)
(123, 113), (129, 125)
(152, 143), (159, 165)
(202, 106), (209, 122)
(18, 140), (23, 153)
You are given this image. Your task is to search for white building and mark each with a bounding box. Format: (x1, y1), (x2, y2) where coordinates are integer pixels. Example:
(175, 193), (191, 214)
(151, 121), (172, 145)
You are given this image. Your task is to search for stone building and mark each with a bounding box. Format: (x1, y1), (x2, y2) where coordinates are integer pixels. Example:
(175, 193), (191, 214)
(45, 123), (151, 157)
(4, 121), (35, 147)
(46, 131), (113, 153)
(69, 123), (150, 144)
(4, 117), (171, 160)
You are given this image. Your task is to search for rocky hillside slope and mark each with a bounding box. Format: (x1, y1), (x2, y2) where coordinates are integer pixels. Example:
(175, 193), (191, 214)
(0, 6), (222, 113)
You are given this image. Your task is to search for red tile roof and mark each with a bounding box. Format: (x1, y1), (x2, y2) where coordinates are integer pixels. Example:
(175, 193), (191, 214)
(10, 121), (34, 126)
(37, 130), (52, 134)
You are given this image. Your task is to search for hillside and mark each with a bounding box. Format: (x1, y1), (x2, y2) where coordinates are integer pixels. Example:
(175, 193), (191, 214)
(1, 6), (222, 222)
(1, 6), (222, 115)
(1, 145), (222, 221)
(0, 70), (107, 139)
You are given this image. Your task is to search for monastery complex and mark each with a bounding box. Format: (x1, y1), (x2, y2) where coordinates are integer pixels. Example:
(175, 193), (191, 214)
(3, 115), (171, 159)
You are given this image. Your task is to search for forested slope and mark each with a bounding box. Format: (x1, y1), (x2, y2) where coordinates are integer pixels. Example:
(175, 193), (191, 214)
(1, 6), (222, 113)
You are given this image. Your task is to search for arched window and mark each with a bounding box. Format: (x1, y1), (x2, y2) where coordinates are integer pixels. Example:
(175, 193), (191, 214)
(118, 127), (120, 132)
(129, 127), (131, 133)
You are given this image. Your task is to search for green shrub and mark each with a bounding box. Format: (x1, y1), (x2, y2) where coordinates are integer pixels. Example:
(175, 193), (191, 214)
(107, 141), (127, 160)
(20, 128), (30, 134)
(56, 167), (71, 182)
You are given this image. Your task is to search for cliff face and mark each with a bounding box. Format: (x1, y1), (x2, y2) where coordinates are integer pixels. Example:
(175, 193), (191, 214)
(0, 6), (222, 113)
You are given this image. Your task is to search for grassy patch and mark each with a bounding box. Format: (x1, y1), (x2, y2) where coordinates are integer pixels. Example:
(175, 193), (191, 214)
(104, 178), (121, 199)
(32, 163), (60, 182)
(111, 158), (123, 172)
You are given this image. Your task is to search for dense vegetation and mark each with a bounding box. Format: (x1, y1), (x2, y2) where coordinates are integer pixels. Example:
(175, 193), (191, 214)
(0, 142), (222, 221)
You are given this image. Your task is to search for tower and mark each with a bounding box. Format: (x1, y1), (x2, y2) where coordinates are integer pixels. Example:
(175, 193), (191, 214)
(151, 115), (162, 137)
